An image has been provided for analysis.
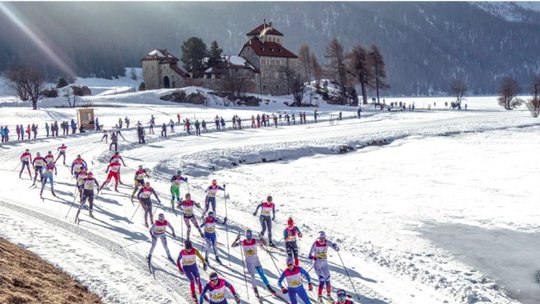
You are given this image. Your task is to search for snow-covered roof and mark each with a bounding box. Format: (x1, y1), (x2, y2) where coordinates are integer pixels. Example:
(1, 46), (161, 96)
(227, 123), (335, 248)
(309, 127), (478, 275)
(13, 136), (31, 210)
(141, 49), (179, 63)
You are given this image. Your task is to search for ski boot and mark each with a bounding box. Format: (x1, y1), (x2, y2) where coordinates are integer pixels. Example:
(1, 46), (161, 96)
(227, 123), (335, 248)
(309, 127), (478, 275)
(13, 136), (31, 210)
(266, 284), (276, 295)
(190, 293), (197, 303)
(215, 256), (222, 265)
(253, 286), (260, 298)
(167, 255), (174, 263)
(89, 211), (94, 219)
(147, 254), (152, 262)
(318, 295), (324, 303)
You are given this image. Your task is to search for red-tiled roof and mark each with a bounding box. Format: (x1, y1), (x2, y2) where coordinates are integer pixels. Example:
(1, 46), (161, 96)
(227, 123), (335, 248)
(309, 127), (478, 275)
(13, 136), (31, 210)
(246, 23), (284, 36)
(170, 65), (189, 78)
(240, 39), (298, 59)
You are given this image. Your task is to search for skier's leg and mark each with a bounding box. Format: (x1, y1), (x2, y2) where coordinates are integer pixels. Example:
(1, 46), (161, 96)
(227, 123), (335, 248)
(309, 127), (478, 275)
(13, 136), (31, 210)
(148, 236), (157, 257)
(246, 262), (257, 286)
(211, 236), (218, 257)
(160, 235), (172, 258)
(49, 175), (54, 194)
(315, 262), (324, 296)
(203, 235), (211, 260)
(288, 289), (299, 304)
(40, 175), (48, 193)
(191, 217), (204, 236)
(293, 243), (299, 266)
(255, 266), (270, 286)
(267, 217), (273, 243)
(184, 216), (192, 239)
(296, 287), (311, 304)
(322, 263), (331, 296)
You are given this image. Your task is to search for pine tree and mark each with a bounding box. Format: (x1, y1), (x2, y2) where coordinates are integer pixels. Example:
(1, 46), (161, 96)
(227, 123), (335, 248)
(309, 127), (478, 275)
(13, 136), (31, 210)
(347, 44), (372, 105)
(368, 44), (389, 103)
(325, 38), (348, 104)
(311, 53), (322, 90)
(207, 41), (223, 69)
(181, 37), (208, 78)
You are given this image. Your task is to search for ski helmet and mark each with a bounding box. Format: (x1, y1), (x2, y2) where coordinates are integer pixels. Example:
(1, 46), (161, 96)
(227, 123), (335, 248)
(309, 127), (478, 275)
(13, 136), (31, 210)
(286, 257), (294, 266)
(245, 229), (253, 239)
(77, 154), (81, 158)
(185, 240), (192, 250)
(208, 211), (214, 218)
(211, 179), (217, 186)
(287, 217), (294, 226)
(88, 172), (93, 177)
(158, 213), (165, 221)
(145, 182), (151, 187)
(319, 231), (326, 240)
(209, 272), (219, 281)
(48, 151), (52, 154)
(337, 289), (346, 300)
(36, 152), (41, 156)
(139, 165), (143, 169)
(185, 193), (191, 199)
(114, 151), (119, 155)
(25, 149), (29, 152)
(267, 195), (273, 202)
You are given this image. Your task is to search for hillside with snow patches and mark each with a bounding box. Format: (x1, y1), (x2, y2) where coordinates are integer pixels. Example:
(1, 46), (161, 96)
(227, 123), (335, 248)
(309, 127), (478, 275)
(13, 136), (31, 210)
(1, 76), (540, 304)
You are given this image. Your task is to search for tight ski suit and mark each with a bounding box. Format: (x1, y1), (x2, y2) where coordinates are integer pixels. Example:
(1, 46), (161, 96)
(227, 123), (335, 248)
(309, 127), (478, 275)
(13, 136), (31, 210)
(200, 216), (226, 262)
(148, 219), (174, 259)
(102, 162), (122, 190)
(19, 151), (32, 178)
(137, 186), (160, 225)
(81, 176), (99, 212)
(71, 158), (87, 176)
(76, 170), (88, 201)
(232, 238), (271, 288)
(284, 225), (302, 266)
(204, 184), (224, 215)
(200, 278), (238, 304)
(308, 239), (339, 297)
(56, 144), (67, 165)
(44, 153), (55, 165)
(180, 199), (204, 239)
(131, 169), (149, 198)
(40, 162), (57, 195)
(177, 248), (206, 296)
(32, 156), (45, 184)
(278, 266), (312, 304)
(170, 174), (187, 204)
(253, 201), (275, 243)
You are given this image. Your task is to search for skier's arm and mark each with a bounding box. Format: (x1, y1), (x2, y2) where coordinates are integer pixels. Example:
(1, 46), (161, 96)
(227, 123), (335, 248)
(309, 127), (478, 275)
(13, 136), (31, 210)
(253, 203), (262, 215)
(170, 176), (176, 182)
(194, 201), (201, 209)
(120, 156), (126, 166)
(94, 180), (100, 190)
(149, 224), (157, 237)
(297, 227), (302, 238)
(70, 162), (75, 174)
(199, 285), (211, 304)
(308, 243), (317, 260)
(105, 164), (111, 173)
(283, 229), (288, 240)
(83, 160), (87, 168)
(195, 249), (206, 264)
(277, 272), (286, 289)
(176, 254), (183, 272)
(181, 176), (188, 182)
(300, 267), (311, 283)
(231, 238), (240, 248)
(272, 204), (276, 219)
(136, 188), (143, 199)
(32, 158), (36, 166)
(145, 170), (149, 178)
(328, 240), (339, 251)
(225, 281), (237, 297)
(167, 222), (175, 236)
(152, 189), (160, 202)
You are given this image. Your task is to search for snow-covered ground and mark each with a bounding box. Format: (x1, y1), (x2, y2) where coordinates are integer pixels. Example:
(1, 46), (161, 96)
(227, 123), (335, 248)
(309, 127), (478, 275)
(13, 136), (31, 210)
(0, 78), (539, 304)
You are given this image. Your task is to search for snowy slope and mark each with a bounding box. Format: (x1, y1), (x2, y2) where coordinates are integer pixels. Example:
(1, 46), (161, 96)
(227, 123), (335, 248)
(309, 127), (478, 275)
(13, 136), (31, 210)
(0, 87), (538, 304)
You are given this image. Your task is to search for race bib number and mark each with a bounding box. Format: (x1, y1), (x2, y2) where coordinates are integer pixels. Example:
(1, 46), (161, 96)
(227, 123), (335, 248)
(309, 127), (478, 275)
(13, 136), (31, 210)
(212, 293), (225, 301)
(142, 192), (151, 198)
(156, 227), (166, 234)
(317, 252), (327, 259)
(205, 226), (215, 233)
(289, 279), (301, 288)
(262, 209), (271, 216)
(85, 182), (95, 190)
(183, 257), (195, 265)
(35, 160), (44, 166)
(245, 249), (256, 257)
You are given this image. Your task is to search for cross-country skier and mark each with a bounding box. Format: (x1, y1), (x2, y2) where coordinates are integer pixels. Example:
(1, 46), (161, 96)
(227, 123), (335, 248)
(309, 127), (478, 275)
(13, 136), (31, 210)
(56, 143), (67, 165)
(177, 239), (207, 302)
(99, 160), (122, 192)
(278, 257), (313, 304)
(200, 272), (240, 304)
(308, 231), (340, 302)
(253, 195), (276, 246)
(40, 161), (57, 198)
(109, 151), (126, 166)
(75, 167), (88, 202)
(75, 171), (100, 219)
(178, 193), (204, 240)
(147, 213), (175, 263)
(44, 151), (55, 164)
(284, 217), (303, 266)
(31, 152), (46, 186)
(131, 165), (149, 200)
(231, 229), (276, 298)
(204, 180), (225, 216)
(170, 170), (188, 209)
(70, 155), (87, 177)
(200, 211), (227, 266)
(334, 290), (353, 304)
(137, 182), (161, 227)
(19, 149), (32, 179)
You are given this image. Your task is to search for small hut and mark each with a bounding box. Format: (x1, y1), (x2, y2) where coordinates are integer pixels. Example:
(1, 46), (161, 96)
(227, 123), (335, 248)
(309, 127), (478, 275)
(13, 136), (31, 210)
(77, 108), (95, 131)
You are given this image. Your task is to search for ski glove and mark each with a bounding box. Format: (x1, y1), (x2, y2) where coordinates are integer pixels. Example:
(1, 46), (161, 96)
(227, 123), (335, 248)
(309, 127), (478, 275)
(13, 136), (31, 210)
(234, 294), (240, 303)
(253, 212), (257, 216)
(172, 232), (176, 238)
(309, 255), (317, 261)
(281, 287), (288, 294)
(332, 243), (340, 251)
(308, 283), (313, 291)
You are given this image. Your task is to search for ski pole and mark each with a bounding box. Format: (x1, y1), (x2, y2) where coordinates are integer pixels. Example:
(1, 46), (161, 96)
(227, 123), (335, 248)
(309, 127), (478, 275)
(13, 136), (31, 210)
(223, 188), (231, 266)
(262, 243), (281, 275)
(337, 251), (360, 301)
(238, 235), (250, 300)
(13, 161), (21, 172)
(66, 187), (79, 218)
(130, 201), (141, 221)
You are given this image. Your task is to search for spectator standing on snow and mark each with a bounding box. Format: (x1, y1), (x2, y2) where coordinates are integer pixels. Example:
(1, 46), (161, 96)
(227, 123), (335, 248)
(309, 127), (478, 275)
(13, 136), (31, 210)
(251, 115), (256, 128)
(237, 116), (242, 130)
(45, 123), (50, 137)
(161, 123), (167, 137)
(16, 125), (20, 140)
(169, 119), (175, 133)
(194, 120), (201, 136)
(256, 114), (261, 128)
(314, 109), (318, 123)
(220, 117), (225, 131)
(71, 119), (77, 134)
(185, 119), (191, 135)
(357, 107), (362, 119)
(26, 124), (31, 140)
(202, 120), (207, 133)
(31, 124), (38, 139)
(214, 115), (220, 131)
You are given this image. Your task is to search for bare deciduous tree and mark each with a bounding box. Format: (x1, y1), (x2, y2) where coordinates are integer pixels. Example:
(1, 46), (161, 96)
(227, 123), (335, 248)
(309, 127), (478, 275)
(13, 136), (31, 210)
(369, 44), (389, 103)
(526, 76), (540, 118)
(450, 79), (467, 107)
(347, 44), (372, 105)
(298, 44), (312, 83)
(5, 65), (44, 110)
(311, 53), (323, 89)
(325, 38), (348, 103)
(498, 77), (521, 110)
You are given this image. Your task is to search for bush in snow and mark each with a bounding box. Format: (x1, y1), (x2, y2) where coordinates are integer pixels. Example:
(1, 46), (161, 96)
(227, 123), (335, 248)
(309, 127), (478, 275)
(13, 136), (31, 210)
(498, 77), (521, 110)
(72, 85), (92, 96)
(138, 82), (145, 91)
(160, 90), (186, 102)
(40, 88), (58, 98)
(56, 77), (69, 88)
